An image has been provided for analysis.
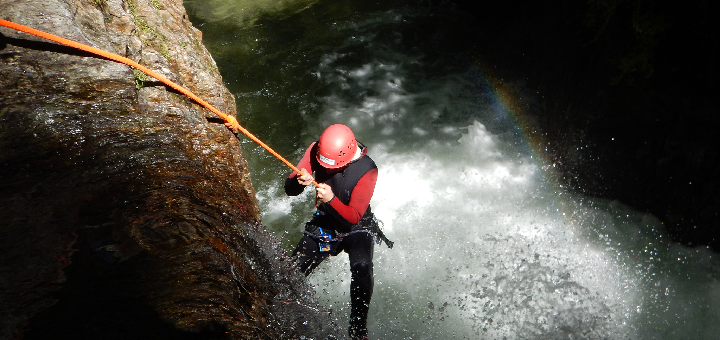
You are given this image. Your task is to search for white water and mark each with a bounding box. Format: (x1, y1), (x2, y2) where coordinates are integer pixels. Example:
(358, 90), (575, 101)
(254, 43), (720, 340)
(256, 82), (720, 339)
(283, 125), (720, 338)
(185, 1), (720, 338)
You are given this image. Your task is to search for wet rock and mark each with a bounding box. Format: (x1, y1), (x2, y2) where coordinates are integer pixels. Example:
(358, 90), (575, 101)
(0, 0), (340, 339)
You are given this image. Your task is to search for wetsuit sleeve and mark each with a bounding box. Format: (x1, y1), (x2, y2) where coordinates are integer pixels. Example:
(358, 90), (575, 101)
(324, 168), (378, 226)
(285, 143), (316, 196)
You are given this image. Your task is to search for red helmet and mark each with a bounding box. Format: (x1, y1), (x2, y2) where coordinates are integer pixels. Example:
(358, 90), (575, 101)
(316, 124), (357, 169)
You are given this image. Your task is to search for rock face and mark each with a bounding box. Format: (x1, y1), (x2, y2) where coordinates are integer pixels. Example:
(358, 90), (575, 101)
(0, 0), (338, 339)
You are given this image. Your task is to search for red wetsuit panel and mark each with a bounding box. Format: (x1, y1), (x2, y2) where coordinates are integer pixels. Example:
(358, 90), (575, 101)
(288, 142), (377, 224)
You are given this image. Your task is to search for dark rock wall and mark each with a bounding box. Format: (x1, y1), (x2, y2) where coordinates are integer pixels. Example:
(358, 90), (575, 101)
(0, 0), (338, 339)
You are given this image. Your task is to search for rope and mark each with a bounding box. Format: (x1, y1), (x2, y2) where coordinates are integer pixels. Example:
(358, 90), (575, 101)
(0, 18), (317, 186)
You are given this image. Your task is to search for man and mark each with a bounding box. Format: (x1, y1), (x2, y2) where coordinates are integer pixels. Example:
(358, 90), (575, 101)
(285, 124), (391, 340)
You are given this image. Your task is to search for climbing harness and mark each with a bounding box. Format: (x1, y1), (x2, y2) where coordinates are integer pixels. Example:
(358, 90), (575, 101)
(304, 228), (394, 250)
(303, 214), (394, 250)
(0, 18), (318, 186)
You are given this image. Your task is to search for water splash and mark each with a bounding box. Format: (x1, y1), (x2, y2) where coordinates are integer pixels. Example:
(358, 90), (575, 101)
(281, 14), (719, 339)
(186, 1), (720, 338)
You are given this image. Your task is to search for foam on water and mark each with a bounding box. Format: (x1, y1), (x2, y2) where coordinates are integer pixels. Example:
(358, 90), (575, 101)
(297, 118), (628, 339)
(291, 119), (720, 339)
(255, 53), (720, 338)
(186, 1), (720, 337)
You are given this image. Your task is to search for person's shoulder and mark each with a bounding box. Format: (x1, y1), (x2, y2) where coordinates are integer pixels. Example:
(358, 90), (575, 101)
(353, 154), (377, 171)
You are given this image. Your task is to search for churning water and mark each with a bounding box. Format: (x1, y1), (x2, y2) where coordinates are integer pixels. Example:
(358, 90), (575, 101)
(185, 0), (720, 338)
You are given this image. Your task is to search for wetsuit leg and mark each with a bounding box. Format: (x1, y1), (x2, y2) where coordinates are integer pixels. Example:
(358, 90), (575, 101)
(292, 234), (328, 276)
(345, 232), (375, 338)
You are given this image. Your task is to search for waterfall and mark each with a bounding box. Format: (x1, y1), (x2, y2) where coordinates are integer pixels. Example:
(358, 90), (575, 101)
(185, 0), (720, 338)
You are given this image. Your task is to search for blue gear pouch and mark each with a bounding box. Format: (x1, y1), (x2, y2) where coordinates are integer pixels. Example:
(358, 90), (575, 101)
(318, 227), (332, 253)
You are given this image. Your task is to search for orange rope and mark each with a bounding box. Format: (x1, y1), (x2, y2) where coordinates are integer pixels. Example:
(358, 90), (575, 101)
(0, 18), (317, 186)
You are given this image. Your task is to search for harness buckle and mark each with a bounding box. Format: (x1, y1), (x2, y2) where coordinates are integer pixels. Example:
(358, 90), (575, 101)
(317, 227), (332, 252)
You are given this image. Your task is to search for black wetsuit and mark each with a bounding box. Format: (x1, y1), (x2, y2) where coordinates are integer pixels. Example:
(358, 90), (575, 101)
(286, 143), (377, 339)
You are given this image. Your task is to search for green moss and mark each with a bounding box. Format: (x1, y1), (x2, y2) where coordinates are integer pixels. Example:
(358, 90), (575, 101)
(134, 69), (151, 89)
(159, 44), (171, 60)
(151, 0), (163, 10)
(126, 0), (172, 61)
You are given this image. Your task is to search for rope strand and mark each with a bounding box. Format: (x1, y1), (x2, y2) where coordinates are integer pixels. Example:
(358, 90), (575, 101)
(0, 18), (317, 186)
